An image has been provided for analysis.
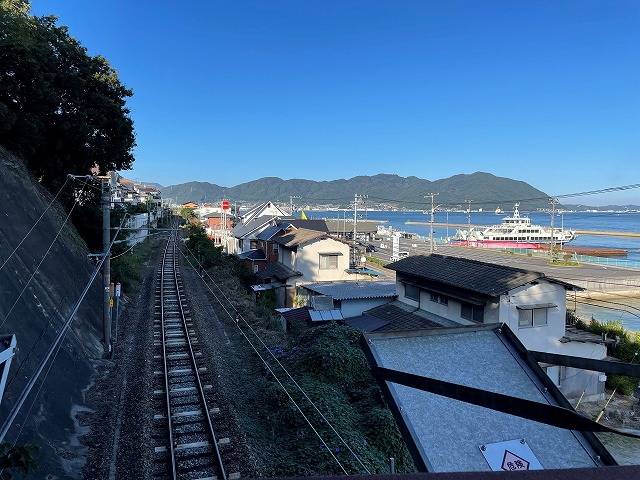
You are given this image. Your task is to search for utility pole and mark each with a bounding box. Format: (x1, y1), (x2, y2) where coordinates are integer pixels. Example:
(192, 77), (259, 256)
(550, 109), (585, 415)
(549, 198), (558, 262)
(101, 179), (112, 356)
(289, 195), (301, 216)
(352, 194), (366, 267)
(465, 199), (473, 231)
(425, 193), (439, 253)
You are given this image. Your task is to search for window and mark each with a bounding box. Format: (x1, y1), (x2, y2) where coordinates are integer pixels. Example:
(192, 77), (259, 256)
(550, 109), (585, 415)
(250, 240), (258, 250)
(430, 292), (448, 305)
(272, 242), (278, 254)
(461, 302), (484, 322)
(518, 308), (548, 327)
(405, 284), (420, 301)
(319, 254), (339, 269)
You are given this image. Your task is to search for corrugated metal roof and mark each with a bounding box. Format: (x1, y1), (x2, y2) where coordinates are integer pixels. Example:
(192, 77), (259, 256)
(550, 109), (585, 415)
(301, 280), (396, 300)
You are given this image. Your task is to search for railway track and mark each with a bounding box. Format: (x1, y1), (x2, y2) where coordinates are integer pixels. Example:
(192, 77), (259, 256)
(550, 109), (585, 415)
(151, 236), (240, 479)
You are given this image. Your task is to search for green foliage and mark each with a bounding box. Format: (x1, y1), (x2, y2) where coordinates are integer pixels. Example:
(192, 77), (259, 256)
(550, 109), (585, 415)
(256, 324), (416, 475)
(110, 236), (160, 293)
(607, 375), (638, 396)
(0, 442), (39, 479)
(184, 223), (223, 269)
(0, 8), (135, 191)
(179, 208), (195, 221)
(570, 314), (640, 394)
(256, 289), (277, 317)
(0, 4), (135, 251)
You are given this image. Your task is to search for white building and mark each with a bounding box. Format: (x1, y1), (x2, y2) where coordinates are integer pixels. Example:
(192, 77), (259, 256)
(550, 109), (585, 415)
(384, 254), (608, 401)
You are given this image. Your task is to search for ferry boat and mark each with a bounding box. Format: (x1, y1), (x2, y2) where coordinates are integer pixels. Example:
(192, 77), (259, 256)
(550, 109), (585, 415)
(453, 203), (576, 249)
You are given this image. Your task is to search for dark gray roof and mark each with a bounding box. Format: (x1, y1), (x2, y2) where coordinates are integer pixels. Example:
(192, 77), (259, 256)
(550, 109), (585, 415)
(325, 219), (378, 234)
(364, 301), (456, 331)
(301, 280), (396, 300)
(238, 249), (266, 261)
(274, 228), (328, 248)
(344, 315), (390, 332)
(386, 254), (545, 297)
(232, 215), (276, 238)
(278, 307), (311, 323)
(256, 225), (282, 241)
(256, 262), (302, 282)
(285, 219), (329, 233)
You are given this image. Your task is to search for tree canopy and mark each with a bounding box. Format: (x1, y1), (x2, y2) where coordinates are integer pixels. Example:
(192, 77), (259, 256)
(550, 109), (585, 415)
(0, 1), (135, 191)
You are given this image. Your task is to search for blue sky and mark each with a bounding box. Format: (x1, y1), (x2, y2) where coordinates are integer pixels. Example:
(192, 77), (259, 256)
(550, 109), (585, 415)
(30, 1), (639, 205)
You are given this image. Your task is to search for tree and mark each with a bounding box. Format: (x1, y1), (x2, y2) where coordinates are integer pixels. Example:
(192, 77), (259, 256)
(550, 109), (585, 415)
(0, 2), (135, 193)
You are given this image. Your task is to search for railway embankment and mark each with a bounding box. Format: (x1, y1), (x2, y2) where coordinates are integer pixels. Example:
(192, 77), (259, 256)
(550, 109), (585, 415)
(0, 147), (104, 478)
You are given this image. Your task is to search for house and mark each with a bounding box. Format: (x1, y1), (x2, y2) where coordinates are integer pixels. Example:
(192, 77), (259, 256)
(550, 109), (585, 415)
(203, 212), (233, 247)
(298, 279), (396, 318)
(380, 254), (608, 401)
(325, 218), (379, 240)
(259, 228), (351, 308)
(181, 201), (198, 210)
(239, 201), (289, 224)
(234, 217), (330, 269)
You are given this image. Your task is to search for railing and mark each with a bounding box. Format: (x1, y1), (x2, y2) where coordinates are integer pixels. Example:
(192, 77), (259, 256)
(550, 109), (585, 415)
(501, 248), (640, 270)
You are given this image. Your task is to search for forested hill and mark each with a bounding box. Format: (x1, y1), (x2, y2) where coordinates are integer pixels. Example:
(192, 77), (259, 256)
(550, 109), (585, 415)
(163, 172), (552, 210)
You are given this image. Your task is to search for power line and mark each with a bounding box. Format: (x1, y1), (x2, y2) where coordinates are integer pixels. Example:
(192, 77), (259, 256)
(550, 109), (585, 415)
(0, 214), (127, 442)
(0, 176), (71, 273)
(0, 182), (88, 329)
(179, 246), (372, 474)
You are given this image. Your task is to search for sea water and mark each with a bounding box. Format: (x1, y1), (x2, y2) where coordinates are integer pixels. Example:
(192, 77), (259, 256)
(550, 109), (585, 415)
(307, 209), (640, 331)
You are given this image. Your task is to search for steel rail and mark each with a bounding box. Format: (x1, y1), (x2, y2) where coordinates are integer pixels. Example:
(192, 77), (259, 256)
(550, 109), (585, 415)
(170, 240), (227, 480)
(160, 235), (178, 478)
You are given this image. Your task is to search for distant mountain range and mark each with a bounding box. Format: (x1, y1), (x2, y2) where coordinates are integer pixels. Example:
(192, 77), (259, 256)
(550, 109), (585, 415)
(158, 172), (637, 211)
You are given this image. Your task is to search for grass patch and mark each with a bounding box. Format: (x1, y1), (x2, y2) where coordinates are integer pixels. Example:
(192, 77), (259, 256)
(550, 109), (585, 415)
(568, 312), (640, 395)
(201, 258), (416, 476)
(110, 236), (162, 293)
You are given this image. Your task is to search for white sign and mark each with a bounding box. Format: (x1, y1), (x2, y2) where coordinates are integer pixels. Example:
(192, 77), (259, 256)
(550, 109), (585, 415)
(480, 439), (543, 472)
(391, 234), (400, 261)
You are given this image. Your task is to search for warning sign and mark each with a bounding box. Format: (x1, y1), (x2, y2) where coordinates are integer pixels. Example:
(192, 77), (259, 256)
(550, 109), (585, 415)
(502, 450), (530, 471)
(480, 439), (543, 471)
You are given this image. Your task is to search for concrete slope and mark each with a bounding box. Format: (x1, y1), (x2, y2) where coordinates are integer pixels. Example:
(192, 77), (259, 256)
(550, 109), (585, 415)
(0, 146), (104, 478)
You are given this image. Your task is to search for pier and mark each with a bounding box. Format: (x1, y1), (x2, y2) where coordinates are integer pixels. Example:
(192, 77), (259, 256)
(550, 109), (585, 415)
(405, 221), (640, 238)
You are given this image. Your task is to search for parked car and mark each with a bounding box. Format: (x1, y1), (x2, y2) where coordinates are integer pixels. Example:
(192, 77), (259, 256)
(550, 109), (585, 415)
(364, 243), (377, 252)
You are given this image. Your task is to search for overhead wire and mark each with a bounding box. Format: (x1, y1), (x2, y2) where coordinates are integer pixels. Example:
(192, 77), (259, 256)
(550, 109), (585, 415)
(0, 181), (88, 329)
(179, 246), (371, 475)
(0, 213), (128, 443)
(0, 175), (71, 273)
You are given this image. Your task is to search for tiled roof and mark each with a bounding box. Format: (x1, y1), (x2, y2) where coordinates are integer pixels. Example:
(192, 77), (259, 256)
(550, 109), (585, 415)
(273, 228), (328, 248)
(364, 300), (457, 331)
(386, 254), (544, 296)
(256, 262), (302, 282)
(301, 280), (396, 300)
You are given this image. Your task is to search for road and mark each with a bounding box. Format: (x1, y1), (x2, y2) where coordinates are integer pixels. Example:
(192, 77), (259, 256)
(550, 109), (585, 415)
(363, 238), (640, 294)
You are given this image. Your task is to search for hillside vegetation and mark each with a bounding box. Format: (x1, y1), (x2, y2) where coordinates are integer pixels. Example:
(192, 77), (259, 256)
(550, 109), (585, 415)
(162, 172), (552, 211)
